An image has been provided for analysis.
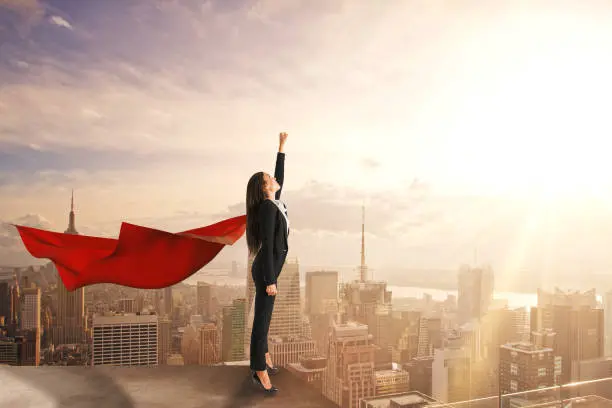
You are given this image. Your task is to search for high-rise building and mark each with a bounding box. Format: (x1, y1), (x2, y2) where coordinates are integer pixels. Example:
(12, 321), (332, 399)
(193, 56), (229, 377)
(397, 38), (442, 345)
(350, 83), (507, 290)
(199, 323), (220, 365)
(0, 281), (9, 322)
(287, 356), (327, 391)
(17, 328), (40, 366)
(222, 298), (246, 362)
(135, 293), (145, 314)
(20, 287), (41, 331)
(323, 322), (376, 408)
(269, 258), (302, 339)
(245, 255), (256, 356)
(605, 290), (612, 356)
(153, 289), (162, 314)
(92, 314), (158, 366)
(196, 282), (212, 317)
(391, 311), (421, 364)
(117, 298), (136, 314)
(9, 274), (20, 331)
(246, 256), (256, 317)
(479, 307), (521, 365)
(268, 337), (316, 367)
(340, 206), (392, 332)
(416, 315), (442, 358)
(374, 368), (410, 396)
(305, 271), (338, 315)
(499, 342), (555, 394)
(572, 357), (612, 394)
(513, 306), (531, 342)
(431, 345), (471, 403)
(457, 264), (494, 324)
(54, 191), (85, 345)
(181, 324), (201, 364)
(163, 287), (173, 317)
(404, 356), (434, 396)
(531, 288), (604, 384)
(158, 317), (172, 365)
(0, 338), (18, 365)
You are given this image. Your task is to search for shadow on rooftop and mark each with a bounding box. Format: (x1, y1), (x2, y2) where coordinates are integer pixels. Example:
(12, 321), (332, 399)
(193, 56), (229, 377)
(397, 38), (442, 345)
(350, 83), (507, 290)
(0, 365), (336, 408)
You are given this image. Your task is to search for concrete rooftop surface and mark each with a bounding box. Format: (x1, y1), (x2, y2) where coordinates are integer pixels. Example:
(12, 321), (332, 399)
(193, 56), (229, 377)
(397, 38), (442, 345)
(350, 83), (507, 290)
(0, 365), (337, 408)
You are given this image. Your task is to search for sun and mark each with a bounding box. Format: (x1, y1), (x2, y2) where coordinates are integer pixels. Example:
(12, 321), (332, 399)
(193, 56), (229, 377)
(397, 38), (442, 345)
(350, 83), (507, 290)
(437, 42), (612, 200)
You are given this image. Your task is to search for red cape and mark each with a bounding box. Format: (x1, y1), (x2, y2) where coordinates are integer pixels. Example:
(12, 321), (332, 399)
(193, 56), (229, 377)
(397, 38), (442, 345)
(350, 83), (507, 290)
(14, 215), (246, 291)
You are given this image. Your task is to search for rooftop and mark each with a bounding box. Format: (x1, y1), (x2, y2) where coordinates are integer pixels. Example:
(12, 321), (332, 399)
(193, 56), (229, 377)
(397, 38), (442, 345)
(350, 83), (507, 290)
(501, 341), (554, 353)
(0, 365), (337, 408)
(362, 391), (434, 407)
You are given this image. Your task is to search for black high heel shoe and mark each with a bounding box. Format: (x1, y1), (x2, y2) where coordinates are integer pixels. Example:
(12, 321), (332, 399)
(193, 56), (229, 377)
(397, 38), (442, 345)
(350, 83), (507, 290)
(251, 371), (278, 394)
(267, 364), (280, 376)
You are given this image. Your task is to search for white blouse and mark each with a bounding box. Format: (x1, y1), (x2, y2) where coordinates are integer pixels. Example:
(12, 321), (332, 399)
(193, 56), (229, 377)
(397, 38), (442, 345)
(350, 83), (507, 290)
(272, 199), (290, 235)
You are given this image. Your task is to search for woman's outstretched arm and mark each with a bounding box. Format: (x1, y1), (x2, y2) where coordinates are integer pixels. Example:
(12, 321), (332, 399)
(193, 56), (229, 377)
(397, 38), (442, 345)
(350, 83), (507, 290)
(274, 132), (287, 200)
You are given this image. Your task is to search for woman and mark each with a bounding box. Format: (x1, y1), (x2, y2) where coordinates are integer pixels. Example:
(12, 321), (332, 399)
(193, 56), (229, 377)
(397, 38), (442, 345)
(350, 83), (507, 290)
(246, 132), (289, 394)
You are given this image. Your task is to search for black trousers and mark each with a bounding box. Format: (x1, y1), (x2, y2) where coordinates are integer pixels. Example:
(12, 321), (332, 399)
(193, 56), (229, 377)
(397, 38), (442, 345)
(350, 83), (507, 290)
(249, 280), (276, 371)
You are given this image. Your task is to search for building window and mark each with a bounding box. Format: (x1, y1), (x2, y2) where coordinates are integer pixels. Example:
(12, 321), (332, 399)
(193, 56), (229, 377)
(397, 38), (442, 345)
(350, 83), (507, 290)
(539, 353), (544, 360)
(510, 380), (518, 392)
(511, 363), (518, 376)
(538, 367), (547, 377)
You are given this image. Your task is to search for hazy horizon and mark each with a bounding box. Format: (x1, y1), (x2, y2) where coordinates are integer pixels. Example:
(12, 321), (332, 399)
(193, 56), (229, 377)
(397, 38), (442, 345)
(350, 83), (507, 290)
(3, 1), (612, 289)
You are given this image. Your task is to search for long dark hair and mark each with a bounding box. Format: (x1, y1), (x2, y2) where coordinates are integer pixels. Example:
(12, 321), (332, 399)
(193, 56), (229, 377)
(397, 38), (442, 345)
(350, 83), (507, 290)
(246, 171), (266, 256)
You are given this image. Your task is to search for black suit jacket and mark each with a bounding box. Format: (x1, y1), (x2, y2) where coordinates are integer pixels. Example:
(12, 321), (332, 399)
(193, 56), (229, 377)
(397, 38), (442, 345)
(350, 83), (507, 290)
(254, 152), (288, 286)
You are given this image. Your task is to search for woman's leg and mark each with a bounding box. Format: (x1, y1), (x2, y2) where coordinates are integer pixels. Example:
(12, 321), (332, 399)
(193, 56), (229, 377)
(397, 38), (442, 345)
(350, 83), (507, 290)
(263, 289), (276, 366)
(250, 285), (268, 371)
(250, 284), (276, 388)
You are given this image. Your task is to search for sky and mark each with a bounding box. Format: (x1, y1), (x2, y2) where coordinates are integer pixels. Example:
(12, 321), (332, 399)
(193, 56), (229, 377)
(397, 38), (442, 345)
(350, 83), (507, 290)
(2, 0), (612, 287)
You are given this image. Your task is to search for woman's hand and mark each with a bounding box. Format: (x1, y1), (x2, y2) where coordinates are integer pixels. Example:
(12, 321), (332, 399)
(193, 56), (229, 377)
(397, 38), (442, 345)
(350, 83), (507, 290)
(279, 132), (288, 152)
(266, 283), (277, 296)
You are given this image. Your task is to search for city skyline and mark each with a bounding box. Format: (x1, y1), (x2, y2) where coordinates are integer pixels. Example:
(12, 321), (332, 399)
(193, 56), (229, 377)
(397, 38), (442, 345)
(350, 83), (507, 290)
(3, 2), (612, 289)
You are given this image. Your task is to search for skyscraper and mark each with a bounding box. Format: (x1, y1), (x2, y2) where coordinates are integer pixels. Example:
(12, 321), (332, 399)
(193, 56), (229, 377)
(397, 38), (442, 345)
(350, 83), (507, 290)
(199, 323), (220, 365)
(457, 264), (494, 324)
(499, 342), (555, 394)
(531, 288), (604, 383)
(117, 298), (136, 314)
(244, 255), (256, 356)
(604, 290), (612, 356)
(432, 344), (471, 403)
(196, 282), (212, 317)
(305, 270), (338, 315)
(54, 191), (85, 345)
(323, 322), (376, 408)
(269, 258), (302, 339)
(163, 286), (173, 318)
(222, 298), (246, 362)
(92, 314), (158, 366)
(158, 317), (172, 365)
(9, 274), (20, 328)
(0, 281), (9, 323)
(339, 205), (392, 346)
(20, 287), (41, 331)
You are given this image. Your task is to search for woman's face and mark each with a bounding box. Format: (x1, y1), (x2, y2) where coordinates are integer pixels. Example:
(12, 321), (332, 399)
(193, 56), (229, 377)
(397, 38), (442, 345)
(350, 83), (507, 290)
(263, 173), (280, 196)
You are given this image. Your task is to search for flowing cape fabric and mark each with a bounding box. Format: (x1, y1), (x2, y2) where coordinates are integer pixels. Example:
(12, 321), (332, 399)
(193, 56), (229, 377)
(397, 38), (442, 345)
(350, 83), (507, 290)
(14, 215), (247, 291)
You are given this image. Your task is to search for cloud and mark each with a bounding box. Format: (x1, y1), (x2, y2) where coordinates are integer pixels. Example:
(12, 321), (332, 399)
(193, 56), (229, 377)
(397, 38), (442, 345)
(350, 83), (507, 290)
(0, 0), (45, 30)
(213, 179), (437, 238)
(0, 213), (53, 265)
(48, 15), (72, 30)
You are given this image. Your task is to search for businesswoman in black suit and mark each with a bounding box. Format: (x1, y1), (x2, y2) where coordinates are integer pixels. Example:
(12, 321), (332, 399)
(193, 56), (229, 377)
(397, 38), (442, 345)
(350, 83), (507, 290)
(246, 132), (289, 394)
